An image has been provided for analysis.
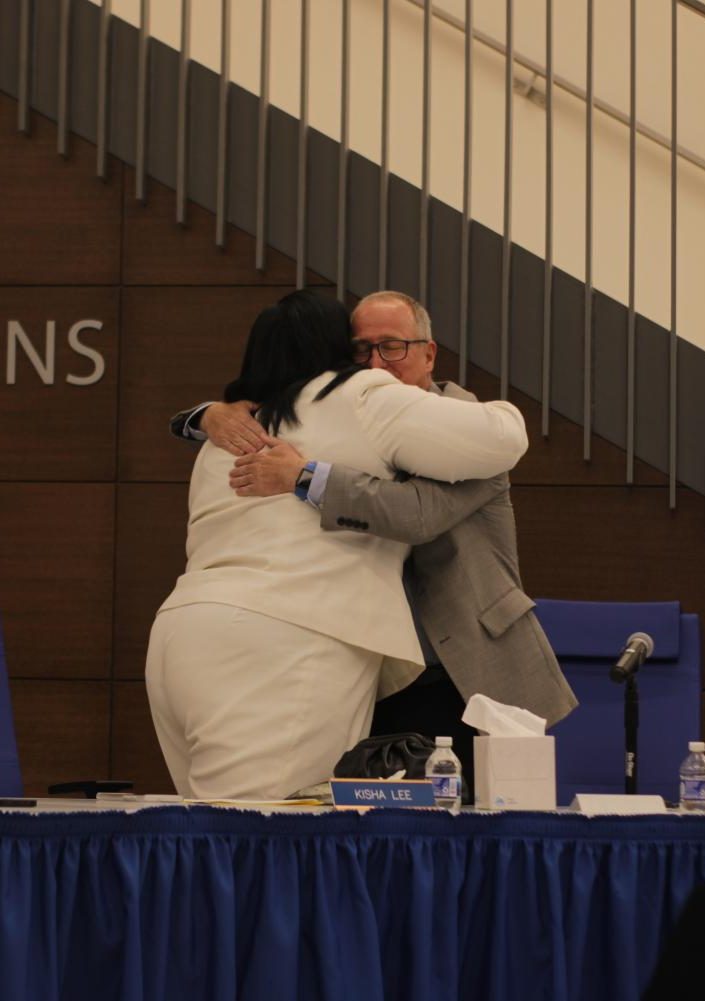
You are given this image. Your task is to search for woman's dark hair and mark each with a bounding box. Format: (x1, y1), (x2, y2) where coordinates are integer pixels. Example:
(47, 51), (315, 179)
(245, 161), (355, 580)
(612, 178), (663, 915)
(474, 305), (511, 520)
(223, 290), (361, 434)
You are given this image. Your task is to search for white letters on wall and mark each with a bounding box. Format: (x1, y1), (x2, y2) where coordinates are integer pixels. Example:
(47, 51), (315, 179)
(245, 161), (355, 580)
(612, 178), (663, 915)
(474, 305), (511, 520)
(4, 320), (106, 386)
(66, 320), (105, 386)
(7, 321), (56, 384)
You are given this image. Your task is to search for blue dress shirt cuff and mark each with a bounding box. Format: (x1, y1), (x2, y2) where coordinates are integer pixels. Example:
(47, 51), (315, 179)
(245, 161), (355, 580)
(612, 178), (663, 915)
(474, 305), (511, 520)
(306, 461), (332, 509)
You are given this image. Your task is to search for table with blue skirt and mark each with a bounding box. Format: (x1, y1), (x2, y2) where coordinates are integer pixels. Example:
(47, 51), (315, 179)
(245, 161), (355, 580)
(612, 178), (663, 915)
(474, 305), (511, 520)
(1, 805), (704, 1001)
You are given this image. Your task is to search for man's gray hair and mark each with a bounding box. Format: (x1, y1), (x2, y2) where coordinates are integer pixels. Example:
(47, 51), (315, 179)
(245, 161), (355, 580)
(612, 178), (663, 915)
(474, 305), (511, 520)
(353, 291), (432, 341)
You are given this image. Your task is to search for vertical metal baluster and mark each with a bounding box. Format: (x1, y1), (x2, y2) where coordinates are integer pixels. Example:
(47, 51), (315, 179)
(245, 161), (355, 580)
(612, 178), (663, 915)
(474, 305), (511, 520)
(379, 0), (390, 289)
(419, 0), (432, 303)
(583, 0), (594, 461)
(500, 0), (513, 400)
(176, 0), (191, 225)
(337, 0), (351, 301)
(96, 0), (111, 179)
(626, 0), (636, 481)
(17, 0), (31, 134)
(216, 0), (232, 247)
(296, 0), (310, 289)
(135, 0), (150, 202)
(669, 0), (678, 509)
(57, 0), (71, 156)
(255, 0), (271, 271)
(541, 0), (553, 437)
(458, 0), (473, 387)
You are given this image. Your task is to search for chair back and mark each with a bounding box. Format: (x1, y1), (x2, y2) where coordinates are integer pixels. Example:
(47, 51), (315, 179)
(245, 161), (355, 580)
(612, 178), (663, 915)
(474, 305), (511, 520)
(534, 599), (702, 805)
(0, 615), (23, 796)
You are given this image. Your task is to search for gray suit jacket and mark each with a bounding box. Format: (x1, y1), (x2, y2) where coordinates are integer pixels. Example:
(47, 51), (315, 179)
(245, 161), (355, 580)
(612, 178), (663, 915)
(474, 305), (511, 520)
(320, 381), (578, 729)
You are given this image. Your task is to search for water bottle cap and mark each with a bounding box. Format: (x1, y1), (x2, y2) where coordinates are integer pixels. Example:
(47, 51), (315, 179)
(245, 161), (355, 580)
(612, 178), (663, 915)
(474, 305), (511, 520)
(435, 736), (452, 747)
(688, 741), (705, 752)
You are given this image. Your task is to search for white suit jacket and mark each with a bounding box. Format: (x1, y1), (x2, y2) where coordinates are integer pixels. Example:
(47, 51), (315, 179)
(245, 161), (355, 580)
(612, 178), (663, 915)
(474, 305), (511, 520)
(160, 369), (528, 670)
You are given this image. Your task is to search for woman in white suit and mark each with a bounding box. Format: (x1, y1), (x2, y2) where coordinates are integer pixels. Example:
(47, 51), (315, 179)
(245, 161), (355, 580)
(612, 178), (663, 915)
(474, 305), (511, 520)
(146, 291), (527, 801)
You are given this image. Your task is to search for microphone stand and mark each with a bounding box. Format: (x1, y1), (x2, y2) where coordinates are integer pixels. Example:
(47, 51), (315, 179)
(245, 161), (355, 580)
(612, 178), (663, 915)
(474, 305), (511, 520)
(624, 674), (639, 795)
(611, 633), (653, 795)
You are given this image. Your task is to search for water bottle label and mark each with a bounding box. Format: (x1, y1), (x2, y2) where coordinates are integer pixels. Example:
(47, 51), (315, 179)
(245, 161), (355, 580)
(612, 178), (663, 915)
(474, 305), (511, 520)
(430, 776), (461, 800)
(681, 778), (705, 801)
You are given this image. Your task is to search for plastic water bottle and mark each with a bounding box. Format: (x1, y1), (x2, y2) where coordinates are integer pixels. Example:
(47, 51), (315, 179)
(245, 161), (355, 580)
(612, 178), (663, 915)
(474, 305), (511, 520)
(679, 741), (705, 810)
(425, 736), (462, 814)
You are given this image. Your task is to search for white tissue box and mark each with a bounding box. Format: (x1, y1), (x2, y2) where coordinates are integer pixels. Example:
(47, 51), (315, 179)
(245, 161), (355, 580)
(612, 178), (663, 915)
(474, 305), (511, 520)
(473, 736), (556, 810)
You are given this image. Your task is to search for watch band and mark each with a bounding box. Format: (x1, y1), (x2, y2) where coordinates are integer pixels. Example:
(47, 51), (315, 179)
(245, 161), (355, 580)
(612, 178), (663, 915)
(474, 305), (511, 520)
(294, 461), (317, 501)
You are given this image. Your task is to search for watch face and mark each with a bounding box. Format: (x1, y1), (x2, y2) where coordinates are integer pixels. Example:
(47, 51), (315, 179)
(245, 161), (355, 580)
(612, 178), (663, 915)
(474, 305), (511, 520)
(294, 467), (314, 498)
(295, 462), (316, 498)
(296, 464), (315, 486)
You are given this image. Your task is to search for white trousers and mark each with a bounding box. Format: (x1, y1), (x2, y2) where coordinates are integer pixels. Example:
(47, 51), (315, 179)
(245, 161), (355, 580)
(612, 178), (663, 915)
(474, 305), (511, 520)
(145, 603), (382, 800)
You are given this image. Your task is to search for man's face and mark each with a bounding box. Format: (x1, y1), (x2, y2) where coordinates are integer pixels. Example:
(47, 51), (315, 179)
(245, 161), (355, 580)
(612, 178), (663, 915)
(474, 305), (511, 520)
(351, 300), (437, 389)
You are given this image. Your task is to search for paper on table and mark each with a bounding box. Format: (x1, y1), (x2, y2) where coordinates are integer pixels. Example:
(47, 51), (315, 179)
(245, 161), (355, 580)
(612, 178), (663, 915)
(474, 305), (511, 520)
(184, 798), (323, 808)
(96, 793), (184, 803)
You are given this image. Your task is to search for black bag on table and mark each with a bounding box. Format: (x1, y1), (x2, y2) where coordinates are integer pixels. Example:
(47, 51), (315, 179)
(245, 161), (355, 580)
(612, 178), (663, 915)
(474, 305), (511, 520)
(334, 731), (471, 803)
(334, 732), (435, 781)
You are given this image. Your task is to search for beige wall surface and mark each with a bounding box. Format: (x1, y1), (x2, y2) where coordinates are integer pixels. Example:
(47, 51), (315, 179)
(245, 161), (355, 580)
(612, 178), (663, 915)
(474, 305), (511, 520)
(88, 0), (705, 353)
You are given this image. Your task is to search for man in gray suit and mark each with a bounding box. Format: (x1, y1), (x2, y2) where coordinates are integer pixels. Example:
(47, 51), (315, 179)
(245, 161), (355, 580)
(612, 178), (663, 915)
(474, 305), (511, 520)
(173, 291), (577, 786)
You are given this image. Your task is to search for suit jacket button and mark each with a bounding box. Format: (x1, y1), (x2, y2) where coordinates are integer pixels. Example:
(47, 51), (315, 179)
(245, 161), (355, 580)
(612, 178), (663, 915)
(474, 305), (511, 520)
(361, 521), (369, 530)
(344, 517), (353, 526)
(337, 516), (346, 526)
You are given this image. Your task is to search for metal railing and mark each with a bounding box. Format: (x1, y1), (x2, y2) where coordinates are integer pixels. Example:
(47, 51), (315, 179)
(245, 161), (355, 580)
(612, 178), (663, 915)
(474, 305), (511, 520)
(405, 0), (687, 506)
(15, 0), (700, 508)
(135, 0), (149, 201)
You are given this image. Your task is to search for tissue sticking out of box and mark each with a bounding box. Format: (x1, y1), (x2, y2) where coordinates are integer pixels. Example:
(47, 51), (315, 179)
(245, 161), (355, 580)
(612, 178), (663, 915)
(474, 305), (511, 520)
(462, 694), (546, 737)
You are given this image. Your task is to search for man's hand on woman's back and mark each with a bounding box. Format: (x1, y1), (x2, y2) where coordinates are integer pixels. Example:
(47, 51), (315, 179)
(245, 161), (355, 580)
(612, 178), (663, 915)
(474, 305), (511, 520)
(230, 441), (306, 497)
(201, 400), (269, 455)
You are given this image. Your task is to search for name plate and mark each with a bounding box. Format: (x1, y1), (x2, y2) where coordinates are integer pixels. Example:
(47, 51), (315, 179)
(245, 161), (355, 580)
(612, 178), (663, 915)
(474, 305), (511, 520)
(330, 779), (436, 809)
(570, 793), (667, 816)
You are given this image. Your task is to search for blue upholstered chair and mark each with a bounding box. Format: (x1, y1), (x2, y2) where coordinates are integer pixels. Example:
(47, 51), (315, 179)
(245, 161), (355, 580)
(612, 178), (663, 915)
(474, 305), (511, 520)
(0, 615), (23, 796)
(534, 600), (702, 806)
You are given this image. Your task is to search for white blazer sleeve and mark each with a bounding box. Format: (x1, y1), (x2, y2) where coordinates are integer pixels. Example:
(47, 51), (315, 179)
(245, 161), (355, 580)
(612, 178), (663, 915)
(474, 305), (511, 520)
(352, 371), (528, 481)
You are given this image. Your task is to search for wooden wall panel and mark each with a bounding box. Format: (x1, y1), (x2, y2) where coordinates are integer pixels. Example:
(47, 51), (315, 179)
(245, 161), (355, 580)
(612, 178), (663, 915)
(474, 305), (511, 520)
(0, 95), (122, 284)
(122, 170), (307, 286)
(112, 681), (175, 794)
(113, 483), (189, 679)
(1, 84), (702, 796)
(513, 485), (705, 616)
(0, 287), (119, 480)
(435, 345), (666, 487)
(0, 484), (114, 678)
(10, 680), (110, 796)
(118, 285), (295, 481)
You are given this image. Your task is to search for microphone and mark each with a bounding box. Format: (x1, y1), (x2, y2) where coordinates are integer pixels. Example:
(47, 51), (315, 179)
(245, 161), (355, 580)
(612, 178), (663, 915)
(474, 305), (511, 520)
(610, 632), (655, 683)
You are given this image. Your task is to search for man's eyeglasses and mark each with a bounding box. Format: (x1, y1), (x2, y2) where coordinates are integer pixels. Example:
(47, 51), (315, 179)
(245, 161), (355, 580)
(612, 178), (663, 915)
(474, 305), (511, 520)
(352, 338), (428, 363)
